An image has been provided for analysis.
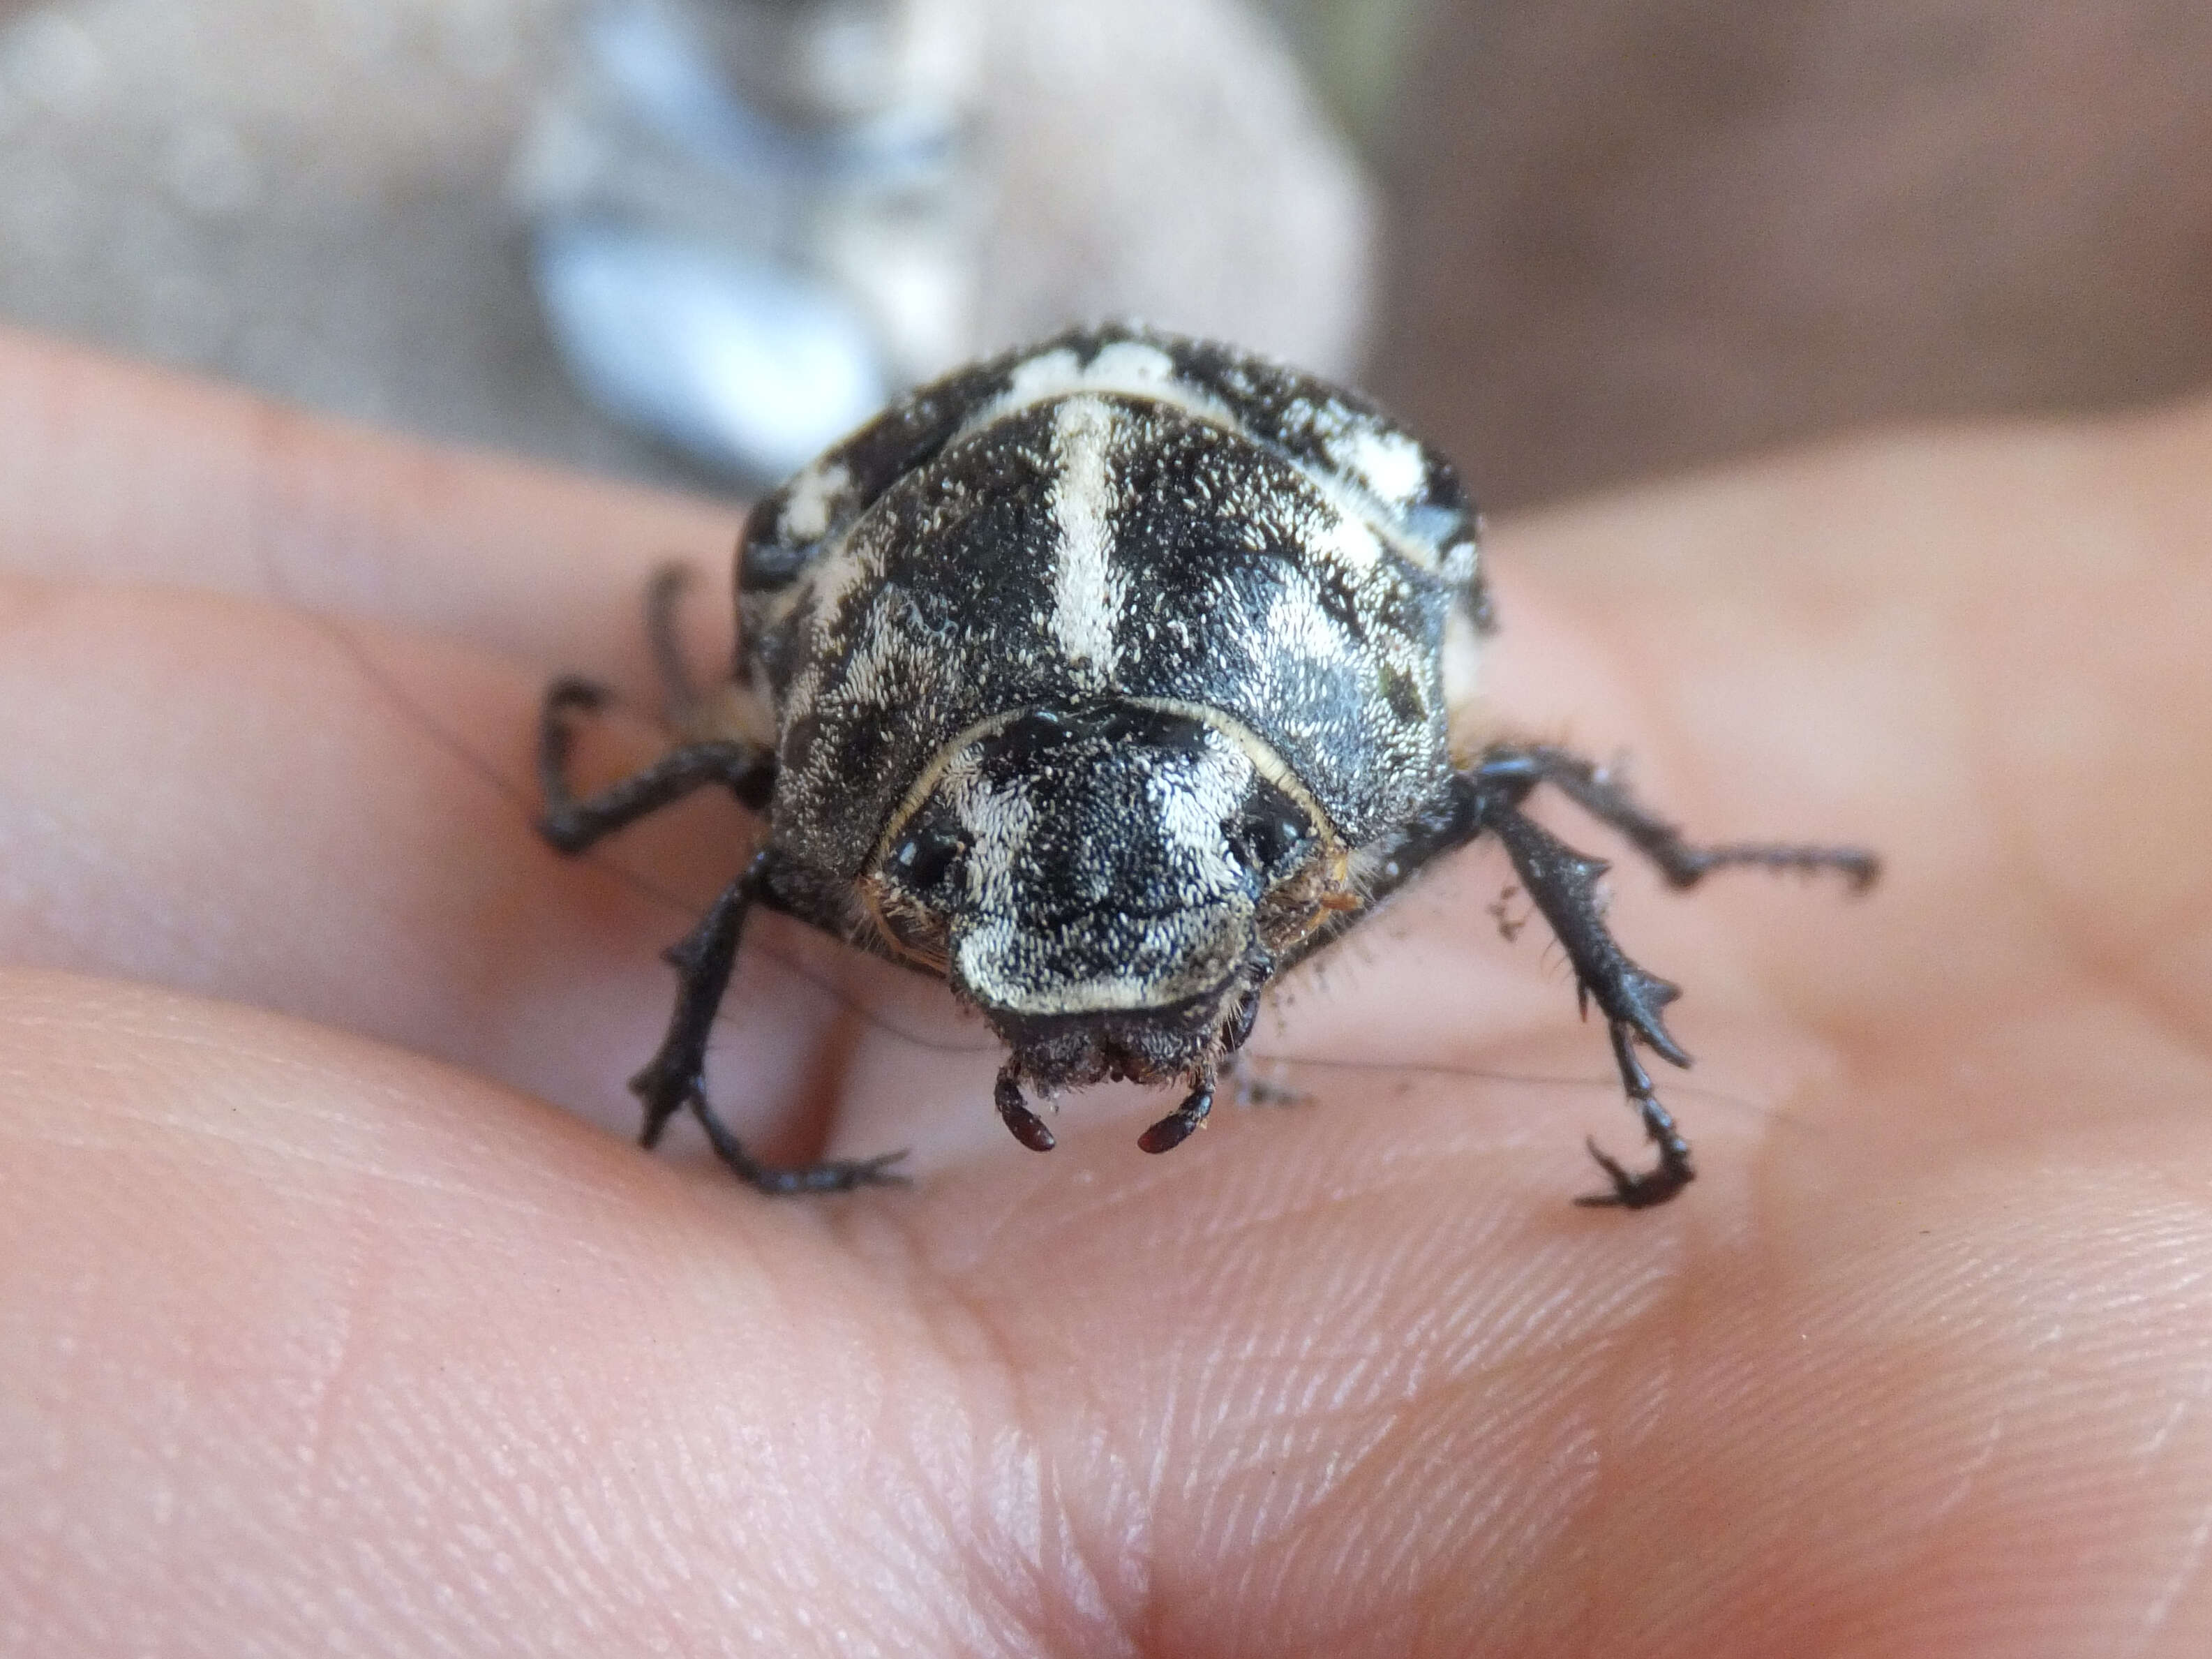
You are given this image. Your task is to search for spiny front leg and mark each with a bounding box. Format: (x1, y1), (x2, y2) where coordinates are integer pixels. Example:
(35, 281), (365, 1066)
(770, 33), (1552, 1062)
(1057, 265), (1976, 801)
(1464, 774), (1699, 1207)
(1579, 1022), (1696, 1210)
(634, 854), (907, 1194)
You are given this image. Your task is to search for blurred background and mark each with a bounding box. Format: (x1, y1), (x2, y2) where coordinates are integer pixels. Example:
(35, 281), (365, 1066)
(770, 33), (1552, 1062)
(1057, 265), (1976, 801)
(0, 0), (2206, 508)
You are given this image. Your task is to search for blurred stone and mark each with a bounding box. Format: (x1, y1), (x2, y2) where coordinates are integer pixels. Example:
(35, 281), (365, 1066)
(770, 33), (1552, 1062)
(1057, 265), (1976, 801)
(0, 0), (1373, 495)
(516, 0), (981, 480)
(531, 219), (890, 480)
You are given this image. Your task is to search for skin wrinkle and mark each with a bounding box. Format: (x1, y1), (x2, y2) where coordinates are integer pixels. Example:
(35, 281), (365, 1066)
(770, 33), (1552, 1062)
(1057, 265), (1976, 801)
(1031, 1443), (1152, 1659)
(851, 1196), (1142, 1654)
(299, 606), (545, 835)
(1917, 1406), (2010, 1531)
(244, 393), (320, 611)
(288, 1236), (372, 1561)
(2135, 1489), (2212, 1649)
(1541, 1254), (1699, 1518)
(944, 1311), (1147, 1651)
(14, 992), (650, 1267)
(1994, 735), (2212, 1066)
(893, 1176), (1186, 1650)
(1191, 1317), (1525, 1572)
(1280, 1371), (1574, 1651)
(1017, 1159), (1663, 1654)
(1951, 563), (2212, 1067)
(558, 1240), (862, 1647)
(779, 1367), (988, 1653)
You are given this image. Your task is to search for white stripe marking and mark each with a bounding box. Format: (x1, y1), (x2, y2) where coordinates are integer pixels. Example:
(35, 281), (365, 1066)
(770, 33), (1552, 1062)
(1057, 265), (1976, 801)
(960, 346), (1462, 576)
(1049, 397), (1127, 682)
(781, 460), (850, 543)
(1330, 426), (1429, 509)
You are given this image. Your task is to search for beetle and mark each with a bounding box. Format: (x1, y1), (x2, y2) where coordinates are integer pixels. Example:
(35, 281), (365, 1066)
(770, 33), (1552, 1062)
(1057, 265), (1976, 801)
(539, 323), (1876, 1207)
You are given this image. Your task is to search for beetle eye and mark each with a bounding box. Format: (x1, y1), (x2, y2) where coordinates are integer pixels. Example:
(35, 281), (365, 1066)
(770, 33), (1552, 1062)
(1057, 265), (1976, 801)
(1226, 812), (1308, 876)
(891, 827), (967, 895)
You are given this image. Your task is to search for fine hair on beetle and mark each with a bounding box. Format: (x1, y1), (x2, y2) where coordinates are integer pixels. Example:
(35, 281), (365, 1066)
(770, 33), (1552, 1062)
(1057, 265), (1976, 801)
(539, 323), (1878, 1207)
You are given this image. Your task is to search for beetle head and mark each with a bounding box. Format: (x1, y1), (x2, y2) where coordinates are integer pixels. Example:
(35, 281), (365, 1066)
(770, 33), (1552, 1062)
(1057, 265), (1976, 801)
(874, 704), (1322, 1089)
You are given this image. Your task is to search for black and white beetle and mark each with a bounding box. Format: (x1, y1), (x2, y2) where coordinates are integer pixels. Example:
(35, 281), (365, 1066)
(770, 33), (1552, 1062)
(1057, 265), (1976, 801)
(539, 324), (1876, 1207)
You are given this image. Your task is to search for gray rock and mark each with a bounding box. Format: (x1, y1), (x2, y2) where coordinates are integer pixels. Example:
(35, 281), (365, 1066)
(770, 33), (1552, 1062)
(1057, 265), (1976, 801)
(0, 0), (1373, 493)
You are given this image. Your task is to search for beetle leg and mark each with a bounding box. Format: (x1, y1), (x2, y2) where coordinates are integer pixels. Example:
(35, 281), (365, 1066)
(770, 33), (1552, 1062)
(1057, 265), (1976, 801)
(1473, 744), (1878, 891)
(1576, 1022), (1696, 1210)
(631, 853), (909, 1194)
(1469, 782), (1688, 1062)
(1139, 1074), (1217, 1154)
(1466, 774), (1698, 1207)
(537, 676), (776, 854)
(994, 1062), (1057, 1152)
(644, 563), (705, 726)
(1223, 986), (1262, 1055)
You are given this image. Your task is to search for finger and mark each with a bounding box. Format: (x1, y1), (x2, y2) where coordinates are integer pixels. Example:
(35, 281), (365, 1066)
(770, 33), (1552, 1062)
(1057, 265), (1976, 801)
(13, 971), (2212, 1658)
(0, 573), (1001, 1159)
(939, 1005), (2212, 1656)
(0, 326), (736, 685)
(1483, 393), (2212, 1048)
(0, 969), (993, 1656)
(0, 568), (1630, 1175)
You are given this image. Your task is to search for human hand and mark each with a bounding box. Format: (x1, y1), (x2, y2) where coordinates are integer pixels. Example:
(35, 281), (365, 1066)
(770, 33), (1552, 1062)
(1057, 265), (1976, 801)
(4, 329), (2209, 1656)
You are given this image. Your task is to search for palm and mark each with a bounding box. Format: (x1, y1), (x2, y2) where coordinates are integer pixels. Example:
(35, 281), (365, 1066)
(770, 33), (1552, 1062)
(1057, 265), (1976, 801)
(5, 332), (2209, 1656)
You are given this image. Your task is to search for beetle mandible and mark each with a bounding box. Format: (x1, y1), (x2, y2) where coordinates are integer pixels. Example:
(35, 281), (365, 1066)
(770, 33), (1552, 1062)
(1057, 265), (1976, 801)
(539, 324), (1876, 1207)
